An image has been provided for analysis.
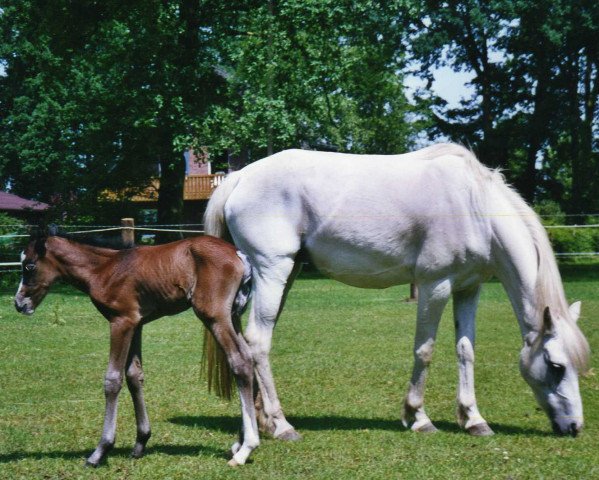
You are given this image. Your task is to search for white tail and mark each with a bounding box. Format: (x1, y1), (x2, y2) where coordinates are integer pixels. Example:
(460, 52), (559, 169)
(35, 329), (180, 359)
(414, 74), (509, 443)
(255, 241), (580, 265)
(203, 171), (242, 239)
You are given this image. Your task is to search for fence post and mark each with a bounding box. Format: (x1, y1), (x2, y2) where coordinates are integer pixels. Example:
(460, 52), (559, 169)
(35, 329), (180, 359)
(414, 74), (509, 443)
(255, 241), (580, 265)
(407, 283), (418, 303)
(121, 218), (135, 247)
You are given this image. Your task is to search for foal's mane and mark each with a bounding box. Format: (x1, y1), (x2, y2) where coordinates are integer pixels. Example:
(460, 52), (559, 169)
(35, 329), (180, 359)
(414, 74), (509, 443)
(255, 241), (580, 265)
(32, 227), (130, 251)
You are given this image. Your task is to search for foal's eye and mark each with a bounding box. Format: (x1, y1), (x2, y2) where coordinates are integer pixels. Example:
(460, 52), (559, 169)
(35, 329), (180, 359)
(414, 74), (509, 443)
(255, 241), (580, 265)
(25, 263), (36, 271)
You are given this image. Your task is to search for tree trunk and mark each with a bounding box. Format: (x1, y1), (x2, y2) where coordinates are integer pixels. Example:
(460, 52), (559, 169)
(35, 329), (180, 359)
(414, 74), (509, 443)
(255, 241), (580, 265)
(520, 60), (551, 203)
(567, 55), (584, 215)
(157, 131), (185, 242)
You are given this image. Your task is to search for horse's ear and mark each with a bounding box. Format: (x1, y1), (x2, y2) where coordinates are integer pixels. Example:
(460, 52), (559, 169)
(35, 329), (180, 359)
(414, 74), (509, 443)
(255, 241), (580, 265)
(542, 306), (554, 333)
(568, 301), (581, 323)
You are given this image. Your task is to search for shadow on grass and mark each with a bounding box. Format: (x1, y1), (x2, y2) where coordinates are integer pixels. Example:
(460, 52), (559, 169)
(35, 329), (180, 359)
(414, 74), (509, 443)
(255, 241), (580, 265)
(0, 443), (226, 464)
(169, 415), (550, 437)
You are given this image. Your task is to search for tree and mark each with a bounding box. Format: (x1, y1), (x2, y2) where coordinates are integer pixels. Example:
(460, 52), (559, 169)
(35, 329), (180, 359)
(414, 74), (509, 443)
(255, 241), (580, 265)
(0, 1), (237, 224)
(200, 0), (426, 162)
(408, 0), (599, 211)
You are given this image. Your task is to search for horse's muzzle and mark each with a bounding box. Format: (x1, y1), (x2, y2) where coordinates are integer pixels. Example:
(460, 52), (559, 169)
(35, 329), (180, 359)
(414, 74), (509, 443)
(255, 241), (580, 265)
(552, 420), (582, 437)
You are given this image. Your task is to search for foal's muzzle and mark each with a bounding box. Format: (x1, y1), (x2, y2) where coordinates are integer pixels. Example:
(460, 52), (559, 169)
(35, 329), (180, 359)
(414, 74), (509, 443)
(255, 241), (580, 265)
(14, 295), (35, 315)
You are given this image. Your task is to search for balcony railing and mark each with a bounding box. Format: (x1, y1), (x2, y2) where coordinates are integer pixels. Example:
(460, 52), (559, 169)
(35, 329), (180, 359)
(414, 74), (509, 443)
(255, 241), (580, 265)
(183, 174), (226, 200)
(127, 174), (226, 202)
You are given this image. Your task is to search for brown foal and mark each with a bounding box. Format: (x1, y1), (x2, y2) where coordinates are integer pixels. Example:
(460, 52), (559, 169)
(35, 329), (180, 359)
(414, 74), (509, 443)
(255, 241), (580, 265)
(14, 233), (259, 466)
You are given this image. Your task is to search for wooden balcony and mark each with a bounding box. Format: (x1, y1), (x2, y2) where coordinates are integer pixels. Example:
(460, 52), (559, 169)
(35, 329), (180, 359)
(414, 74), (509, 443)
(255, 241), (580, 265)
(183, 174), (226, 200)
(128, 174), (226, 203)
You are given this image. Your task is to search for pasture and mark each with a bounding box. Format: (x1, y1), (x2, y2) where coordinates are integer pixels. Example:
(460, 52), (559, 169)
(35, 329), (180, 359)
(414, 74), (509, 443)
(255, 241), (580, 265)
(1, 266), (598, 479)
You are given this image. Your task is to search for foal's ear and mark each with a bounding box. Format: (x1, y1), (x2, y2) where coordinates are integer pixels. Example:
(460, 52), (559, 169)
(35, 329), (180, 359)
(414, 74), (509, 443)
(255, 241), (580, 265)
(542, 306), (554, 334)
(34, 235), (47, 257)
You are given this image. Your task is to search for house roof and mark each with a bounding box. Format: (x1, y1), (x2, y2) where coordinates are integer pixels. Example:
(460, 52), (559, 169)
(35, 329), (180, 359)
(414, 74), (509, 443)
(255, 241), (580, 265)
(0, 191), (49, 212)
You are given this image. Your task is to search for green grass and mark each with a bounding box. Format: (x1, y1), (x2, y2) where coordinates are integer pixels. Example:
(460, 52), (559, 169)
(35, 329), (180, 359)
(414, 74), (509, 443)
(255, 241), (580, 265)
(1, 266), (598, 479)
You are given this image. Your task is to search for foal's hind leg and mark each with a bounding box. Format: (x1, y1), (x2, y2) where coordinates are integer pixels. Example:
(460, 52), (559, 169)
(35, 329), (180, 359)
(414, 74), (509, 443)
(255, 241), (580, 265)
(86, 318), (136, 467)
(200, 312), (259, 466)
(453, 287), (494, 436)
(125, 326), (152, 457)
(402, 279), (451, 433)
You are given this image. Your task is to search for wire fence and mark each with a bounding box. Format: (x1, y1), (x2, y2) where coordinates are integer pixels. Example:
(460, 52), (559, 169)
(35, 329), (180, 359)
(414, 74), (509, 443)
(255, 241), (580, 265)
(1, 219), (599, 271)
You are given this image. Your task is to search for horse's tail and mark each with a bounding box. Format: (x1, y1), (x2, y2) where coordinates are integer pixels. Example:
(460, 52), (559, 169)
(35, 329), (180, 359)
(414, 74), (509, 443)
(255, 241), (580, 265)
(201, 251), (252, 400)
(203, 171), (243, 240)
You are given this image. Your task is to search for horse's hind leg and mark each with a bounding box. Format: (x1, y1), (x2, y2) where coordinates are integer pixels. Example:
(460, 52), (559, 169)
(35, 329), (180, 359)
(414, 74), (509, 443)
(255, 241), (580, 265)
(245, 259), (301, 441)
(402, 279), (451, 433)
(253, 260), (302, 439)
(125, 326), (152, 457)
(86, 318), (136, 467)
(453, 286), (494, 436)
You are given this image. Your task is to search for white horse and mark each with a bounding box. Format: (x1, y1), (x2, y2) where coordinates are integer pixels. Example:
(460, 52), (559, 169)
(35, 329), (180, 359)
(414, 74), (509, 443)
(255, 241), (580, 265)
(203, 143), (589, 441)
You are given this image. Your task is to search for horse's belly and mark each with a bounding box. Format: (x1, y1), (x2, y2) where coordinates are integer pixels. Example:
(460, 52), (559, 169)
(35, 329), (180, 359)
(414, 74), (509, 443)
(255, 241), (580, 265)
(306, 238), (414, 288)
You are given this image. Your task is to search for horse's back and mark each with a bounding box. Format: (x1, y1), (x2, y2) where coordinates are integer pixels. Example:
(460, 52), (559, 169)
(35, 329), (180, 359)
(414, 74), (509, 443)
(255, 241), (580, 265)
(225, 144), (497, 288)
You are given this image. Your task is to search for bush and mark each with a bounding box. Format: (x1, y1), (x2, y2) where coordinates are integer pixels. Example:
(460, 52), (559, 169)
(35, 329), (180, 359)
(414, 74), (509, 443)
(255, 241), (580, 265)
(535, 201), (599, 256)
(0, 213), (27, 262)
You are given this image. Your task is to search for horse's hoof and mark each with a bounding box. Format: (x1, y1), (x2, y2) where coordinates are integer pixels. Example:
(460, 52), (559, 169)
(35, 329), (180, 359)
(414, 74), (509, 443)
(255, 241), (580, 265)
(228, 458), (240, 467)
(84, 460), (100, 468)
(276, 428), (302, 441)
(467, 423), (494, 436)
(414, 422), (438, 433)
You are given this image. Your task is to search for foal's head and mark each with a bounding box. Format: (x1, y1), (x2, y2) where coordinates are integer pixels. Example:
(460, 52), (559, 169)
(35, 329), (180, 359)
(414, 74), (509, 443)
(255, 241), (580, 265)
(14, 235), (58, 315)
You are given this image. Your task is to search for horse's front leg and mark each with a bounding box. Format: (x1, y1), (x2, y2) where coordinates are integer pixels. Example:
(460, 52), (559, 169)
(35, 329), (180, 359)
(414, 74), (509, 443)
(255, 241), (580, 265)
(453, 287), (494, 436)
(402, 279), (451, 432)
(86, 318), (136, 467)
(125, 326), (152, 458)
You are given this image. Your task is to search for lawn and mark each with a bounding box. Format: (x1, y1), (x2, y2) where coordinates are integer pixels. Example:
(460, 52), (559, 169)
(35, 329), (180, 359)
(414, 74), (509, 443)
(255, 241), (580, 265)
(0, 265), (598, 479)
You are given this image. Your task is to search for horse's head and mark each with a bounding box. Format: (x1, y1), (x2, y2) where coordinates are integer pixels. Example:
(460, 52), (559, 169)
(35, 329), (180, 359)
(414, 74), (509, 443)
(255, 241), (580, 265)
(519, 303), (586, 437)
(15, 234), (57, 315)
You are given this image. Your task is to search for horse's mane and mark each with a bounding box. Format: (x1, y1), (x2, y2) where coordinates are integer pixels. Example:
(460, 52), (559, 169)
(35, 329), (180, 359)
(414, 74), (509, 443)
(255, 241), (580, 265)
(421, 144), (589, 371)
(474, 159), (591, 372)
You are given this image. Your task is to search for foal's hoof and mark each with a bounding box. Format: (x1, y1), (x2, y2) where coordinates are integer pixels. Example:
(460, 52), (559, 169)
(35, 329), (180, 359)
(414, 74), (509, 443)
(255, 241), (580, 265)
(467, 423), (494, 436)
(84, 460), (100, 469)
(276, 428), (302, 441)
(414, 422), (438, 433)
(228, 458), (240, 467)
(131, 447), (145, 459)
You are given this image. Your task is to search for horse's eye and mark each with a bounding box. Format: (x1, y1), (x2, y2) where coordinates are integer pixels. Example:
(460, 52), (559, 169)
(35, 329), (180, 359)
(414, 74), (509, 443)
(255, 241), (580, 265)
(551, 362), (565, 372)
(25, 263), (36, 271)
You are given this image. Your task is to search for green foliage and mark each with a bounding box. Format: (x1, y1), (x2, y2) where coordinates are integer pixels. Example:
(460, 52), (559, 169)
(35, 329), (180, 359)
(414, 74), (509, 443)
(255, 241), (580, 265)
(199, 1), (426, 158)
(0, 212), (26, 264)
(0, 0), (597, 220)
(535, 201), (599, 255)
(409, 0), (599, 210)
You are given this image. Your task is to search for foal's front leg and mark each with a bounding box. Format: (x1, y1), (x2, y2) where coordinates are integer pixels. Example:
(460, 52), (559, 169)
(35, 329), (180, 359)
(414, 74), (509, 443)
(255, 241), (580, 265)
(86, 318), (135, 467)
(453, 287), (494, 436)
(402, 280), (451, 432)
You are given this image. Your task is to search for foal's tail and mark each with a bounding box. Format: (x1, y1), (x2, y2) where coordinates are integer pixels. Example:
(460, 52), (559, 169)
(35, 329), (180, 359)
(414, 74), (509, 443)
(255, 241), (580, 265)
(203, 171), (243, 241)
(202, 251), (252, 400)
